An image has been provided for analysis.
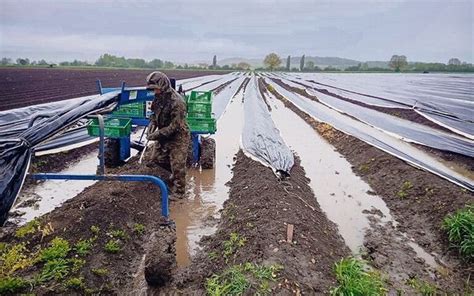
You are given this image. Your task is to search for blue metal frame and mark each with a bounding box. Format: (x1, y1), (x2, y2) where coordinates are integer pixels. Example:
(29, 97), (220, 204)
(29, 114), (170, 222)
(30, 173), (169, 219)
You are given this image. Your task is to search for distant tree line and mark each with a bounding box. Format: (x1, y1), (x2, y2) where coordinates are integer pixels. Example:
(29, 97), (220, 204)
(0, 54), (251, 71)
(261, 53), (474, 73)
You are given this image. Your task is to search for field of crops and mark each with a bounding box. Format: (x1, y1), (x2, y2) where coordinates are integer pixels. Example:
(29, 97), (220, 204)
(0, 70), (472, 295)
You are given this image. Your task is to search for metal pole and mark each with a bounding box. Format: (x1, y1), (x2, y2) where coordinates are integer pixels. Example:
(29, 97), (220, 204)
(30, 173), (169, 220)
(97, 115), (105, 175)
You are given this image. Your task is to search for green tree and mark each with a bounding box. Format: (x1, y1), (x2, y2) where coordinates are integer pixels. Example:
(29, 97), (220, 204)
(448, 58), (461, 66)
(1, 57), (12, 65)
(163, 61), (175, 69)
(148, 59), (164, 68)
(305, 61), (315, 71)
(212, 55), (217, 69)
(37, 59), (49, 66)
(237, 62), (251, 70)
(389, 55), (408, 72)
(263, 53), (282, 71)
(299, 55), (305, 71)
(286, 55), (291, 71)
(16, 58), (30, 65)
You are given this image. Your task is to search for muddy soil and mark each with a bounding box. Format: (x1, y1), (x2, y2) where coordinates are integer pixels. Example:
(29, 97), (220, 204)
(158, 151), (350, 295)
(263, 79), (473, 294)
(273, 78), (474, 176)
(0, 157), (176, 294)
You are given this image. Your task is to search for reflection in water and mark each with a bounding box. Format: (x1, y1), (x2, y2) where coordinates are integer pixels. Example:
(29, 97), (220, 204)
(171, 91), (245, 267)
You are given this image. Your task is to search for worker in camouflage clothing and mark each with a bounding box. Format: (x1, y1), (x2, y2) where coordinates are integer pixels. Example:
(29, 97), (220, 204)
(146, 71), (190, 197)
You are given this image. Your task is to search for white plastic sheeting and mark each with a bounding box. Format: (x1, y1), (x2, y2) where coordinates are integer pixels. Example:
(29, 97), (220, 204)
(289, 73), (474, 138)
(272, 76), (474, 157)
(265, 78), (473, 191)
(242, 76), (294, 174)
(212, 76), (247, 120)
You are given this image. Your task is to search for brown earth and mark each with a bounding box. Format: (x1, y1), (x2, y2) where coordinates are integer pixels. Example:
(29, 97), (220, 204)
(158, 151), (350, 295)
(0, 156), (176, 295)
(262, 78), (473, 294)
(0, 68), (230, 111)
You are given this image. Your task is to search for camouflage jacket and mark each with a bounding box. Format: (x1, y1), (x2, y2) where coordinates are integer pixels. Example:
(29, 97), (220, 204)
(150, 91), (189, 142)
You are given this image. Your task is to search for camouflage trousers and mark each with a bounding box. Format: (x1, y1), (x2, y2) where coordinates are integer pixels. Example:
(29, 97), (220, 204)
(150, 135), (190, 195)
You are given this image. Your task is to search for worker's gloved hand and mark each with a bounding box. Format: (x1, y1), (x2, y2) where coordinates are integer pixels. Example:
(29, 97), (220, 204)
(147, 130), (162, 141)
(148, 121), (157, 136)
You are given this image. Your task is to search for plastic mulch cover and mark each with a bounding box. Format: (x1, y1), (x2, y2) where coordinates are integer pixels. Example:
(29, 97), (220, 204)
(242, 76), (294, 175)
(213, 76), (246, 120)
(265, 78), (473, 192)
(275, 77), (474, 157)
(0, 92), (119, 224)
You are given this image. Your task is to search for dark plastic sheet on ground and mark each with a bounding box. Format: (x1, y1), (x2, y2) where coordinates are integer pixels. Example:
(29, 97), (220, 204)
(265, 78), (473, 191)
(275, 77), (474, 157)
(242, 76), (294, 174)
(0, 92), (119, 224)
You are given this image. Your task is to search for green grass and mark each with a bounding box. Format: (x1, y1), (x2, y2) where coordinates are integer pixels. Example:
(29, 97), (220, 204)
(206, 263), (283, 296)
(104, 239), (121, 254)
(0, 276), (29, 294)
(64, 277), (85, 290)
(109, 229), (127, 240)
(133, 223), (146, 235)
(40, 237), (71, 261)
(397, 181), (413, 199)
(442, 204), (474, 259)
(90, 225), (100, 235)
(15, 219), (40, 238)
(0, 243), (37, 276)
(39, 258), (71, 282)
(406, 278), (437, 296)
(91, 268), (109, 277)
(74, 238), (95, 256)
(223, 233), (246, 263)
(330, 257), (387, 296)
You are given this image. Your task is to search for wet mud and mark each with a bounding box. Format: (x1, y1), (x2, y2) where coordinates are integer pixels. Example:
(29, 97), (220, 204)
(161, 151), (350, 295)
(263, 78), (473, 294)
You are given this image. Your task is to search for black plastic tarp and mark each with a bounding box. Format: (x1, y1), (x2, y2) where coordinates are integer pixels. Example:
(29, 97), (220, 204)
(242, 77), (294, 174)
(0, 92), (119, 224)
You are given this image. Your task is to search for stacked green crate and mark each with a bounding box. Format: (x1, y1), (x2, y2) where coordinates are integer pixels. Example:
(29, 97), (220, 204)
(112, 102), (145, 117)
(186, 91), (216, 133)
(87, 117), (132, 138)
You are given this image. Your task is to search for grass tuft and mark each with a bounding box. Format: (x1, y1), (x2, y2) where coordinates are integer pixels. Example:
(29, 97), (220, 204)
(0, 243), (37, 276)
(0, 276), (29, 294)
(104, 239), (121, 254)
(74, 238), (95, 257)
(40, 237), (70, 261)
(223, 233), (246, 263)
(64, 277), (85, 290)
(406, 278), (437, 296)
(15, 219), (40, 238)
(330, 257), (387, 296)
(91, 268), (109, 277)
(206, 263), (283, 296)
(133, 223), (146, 235)
(442, 204), (474, 259)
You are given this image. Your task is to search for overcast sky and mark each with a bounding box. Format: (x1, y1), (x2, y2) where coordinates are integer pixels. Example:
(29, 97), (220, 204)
(0, 0), (472, 64)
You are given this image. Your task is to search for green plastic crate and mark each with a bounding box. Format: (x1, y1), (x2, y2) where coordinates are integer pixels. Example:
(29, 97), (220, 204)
(187, 91), (212, 103)
(187, 101), (212, 117)
(112, 102), (144, 117)
(87, 117), (132, 138)
(187, 117), (216, 133)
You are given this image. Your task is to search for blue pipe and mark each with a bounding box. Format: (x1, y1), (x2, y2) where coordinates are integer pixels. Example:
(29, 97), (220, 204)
(30, 173), (169, 219)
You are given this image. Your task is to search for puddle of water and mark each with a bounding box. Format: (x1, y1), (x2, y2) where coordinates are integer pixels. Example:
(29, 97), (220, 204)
(10, 130), (144, 225)
(172, 93), (245, 267)
(266, 90), (442, 269)
(266, 92), (393, 252)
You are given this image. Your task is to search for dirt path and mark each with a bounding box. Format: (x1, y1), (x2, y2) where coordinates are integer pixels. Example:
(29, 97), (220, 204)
(262, 78), (473, 294)
(158, 151), (350, 295)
